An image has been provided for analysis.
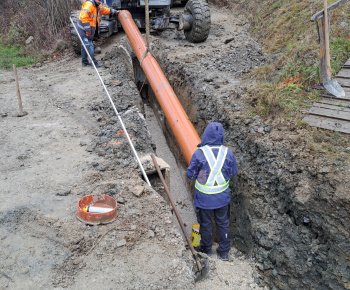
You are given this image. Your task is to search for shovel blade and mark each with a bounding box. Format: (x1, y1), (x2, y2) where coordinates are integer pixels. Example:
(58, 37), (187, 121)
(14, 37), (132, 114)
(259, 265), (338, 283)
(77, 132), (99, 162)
(323, 79), (345, 98)
(194, 259), (210, 282)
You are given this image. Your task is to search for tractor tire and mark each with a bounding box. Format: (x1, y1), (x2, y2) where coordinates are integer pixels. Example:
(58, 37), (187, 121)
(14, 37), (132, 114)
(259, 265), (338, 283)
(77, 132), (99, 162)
(184, 0), (210, 43)
(70, 10), (82, 55)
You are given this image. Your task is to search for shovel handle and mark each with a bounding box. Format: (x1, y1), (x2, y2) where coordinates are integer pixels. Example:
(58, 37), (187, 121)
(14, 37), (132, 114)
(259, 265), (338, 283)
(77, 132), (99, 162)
(150, 154), (203, 271)
(323, 0), (331, 72)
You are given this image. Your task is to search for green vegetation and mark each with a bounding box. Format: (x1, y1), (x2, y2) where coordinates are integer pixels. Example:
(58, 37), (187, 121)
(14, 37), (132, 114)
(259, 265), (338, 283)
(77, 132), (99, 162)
(234, 0), (350, 119)
(0, 0), (81, 69)
(0, 42), (40, 69)
(330, 38), (350, 74)
(232, 0), (350, 157)
(272, 2), (280, 10)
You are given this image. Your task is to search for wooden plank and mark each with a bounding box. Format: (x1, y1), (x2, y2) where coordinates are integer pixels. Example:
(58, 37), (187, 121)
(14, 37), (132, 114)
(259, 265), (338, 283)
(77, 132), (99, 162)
(336, 68), (350, 78)
(321, 93), (350, 101)
(303, 115), (350, 133)
(318, 97), (350, 108)
(335, 77), (350, 88)
(308, 106), (350, 120)
(313, 102), (350, 112)
(342, 86), (350, 93)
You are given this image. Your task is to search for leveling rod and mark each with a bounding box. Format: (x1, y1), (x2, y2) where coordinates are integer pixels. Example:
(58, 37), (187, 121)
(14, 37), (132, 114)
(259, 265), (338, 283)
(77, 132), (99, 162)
(69, 17), (151, 187)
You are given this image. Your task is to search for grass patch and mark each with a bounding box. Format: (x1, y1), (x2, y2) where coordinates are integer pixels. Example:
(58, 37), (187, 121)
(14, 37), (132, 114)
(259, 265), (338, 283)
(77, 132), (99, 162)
(234, 0), (350, 126)
(330, 38), (350, 76)
(0, 43), (40, 69)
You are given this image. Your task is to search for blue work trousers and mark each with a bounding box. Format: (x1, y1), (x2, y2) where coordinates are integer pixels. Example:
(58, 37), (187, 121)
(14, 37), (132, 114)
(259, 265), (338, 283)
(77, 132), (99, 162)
(81, 37), (97, 65)
(196, 204), (231, 255)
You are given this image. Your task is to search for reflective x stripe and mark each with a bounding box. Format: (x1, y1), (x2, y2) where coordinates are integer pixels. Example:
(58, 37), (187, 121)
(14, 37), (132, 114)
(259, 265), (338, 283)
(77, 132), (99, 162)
(200, 145), (216, 170)
(195, 145), (229, 194)
(200, 146), (227, 185)
(208, 146), (226, 185)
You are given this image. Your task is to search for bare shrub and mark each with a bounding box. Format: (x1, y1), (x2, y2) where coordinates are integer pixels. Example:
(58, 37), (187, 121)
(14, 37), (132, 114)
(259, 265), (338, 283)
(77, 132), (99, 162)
(1, 0), (81, 51)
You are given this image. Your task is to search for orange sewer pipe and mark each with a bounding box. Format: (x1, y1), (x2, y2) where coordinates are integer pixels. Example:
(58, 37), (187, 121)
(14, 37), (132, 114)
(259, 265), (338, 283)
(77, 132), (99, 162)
(118, 10), (201, 165)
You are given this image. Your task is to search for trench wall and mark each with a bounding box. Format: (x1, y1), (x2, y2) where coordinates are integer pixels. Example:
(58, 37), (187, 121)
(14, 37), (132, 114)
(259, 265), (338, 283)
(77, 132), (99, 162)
(153, 50), (350, 289)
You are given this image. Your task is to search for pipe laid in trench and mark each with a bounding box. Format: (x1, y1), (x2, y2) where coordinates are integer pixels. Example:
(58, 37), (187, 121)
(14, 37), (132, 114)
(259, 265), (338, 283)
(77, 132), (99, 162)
(118, 10), (201, 165)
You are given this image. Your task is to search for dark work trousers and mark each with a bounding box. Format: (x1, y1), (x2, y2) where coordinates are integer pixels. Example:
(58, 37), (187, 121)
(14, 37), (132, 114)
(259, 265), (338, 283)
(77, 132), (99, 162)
(196, 204), (231, 254)
(81, 37), (97, 65)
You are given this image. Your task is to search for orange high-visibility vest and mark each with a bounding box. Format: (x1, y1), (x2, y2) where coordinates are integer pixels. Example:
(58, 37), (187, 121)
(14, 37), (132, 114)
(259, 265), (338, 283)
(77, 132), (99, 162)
(78, 0), (110, 39)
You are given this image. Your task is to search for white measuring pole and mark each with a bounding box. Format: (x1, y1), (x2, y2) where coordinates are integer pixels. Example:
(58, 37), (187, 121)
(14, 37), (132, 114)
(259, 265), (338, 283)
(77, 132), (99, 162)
(70, 17), (151, 187)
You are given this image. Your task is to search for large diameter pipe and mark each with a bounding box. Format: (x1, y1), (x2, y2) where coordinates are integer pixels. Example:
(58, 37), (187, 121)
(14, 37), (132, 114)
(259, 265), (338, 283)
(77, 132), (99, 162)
(118, 10), (200, 165)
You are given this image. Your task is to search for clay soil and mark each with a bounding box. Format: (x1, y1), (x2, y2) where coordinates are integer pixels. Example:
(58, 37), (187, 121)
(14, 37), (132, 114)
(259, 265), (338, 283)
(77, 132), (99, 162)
(0, 3), (270, 289)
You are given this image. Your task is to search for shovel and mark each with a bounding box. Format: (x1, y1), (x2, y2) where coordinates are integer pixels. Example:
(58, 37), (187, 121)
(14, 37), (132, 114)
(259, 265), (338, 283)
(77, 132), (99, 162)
(323, 0), (345, 98)
(150, 154), (210, 282)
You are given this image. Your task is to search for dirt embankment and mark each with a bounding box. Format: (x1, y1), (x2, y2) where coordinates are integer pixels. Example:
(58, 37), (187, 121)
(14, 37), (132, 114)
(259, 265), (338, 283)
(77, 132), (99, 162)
(154, 4), (350, 290)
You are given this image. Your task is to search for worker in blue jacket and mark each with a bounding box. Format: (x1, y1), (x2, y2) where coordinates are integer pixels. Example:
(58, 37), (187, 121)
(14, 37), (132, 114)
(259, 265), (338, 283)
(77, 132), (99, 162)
(187, 122), (238, 260)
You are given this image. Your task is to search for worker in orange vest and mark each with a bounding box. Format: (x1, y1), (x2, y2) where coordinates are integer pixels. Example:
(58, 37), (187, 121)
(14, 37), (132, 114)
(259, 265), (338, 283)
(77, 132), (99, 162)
(77, 0), (117, 67)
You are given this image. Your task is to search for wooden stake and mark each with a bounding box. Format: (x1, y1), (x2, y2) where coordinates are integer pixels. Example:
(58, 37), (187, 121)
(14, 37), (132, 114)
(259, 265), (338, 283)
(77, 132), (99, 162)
(13, 64), (27, 116)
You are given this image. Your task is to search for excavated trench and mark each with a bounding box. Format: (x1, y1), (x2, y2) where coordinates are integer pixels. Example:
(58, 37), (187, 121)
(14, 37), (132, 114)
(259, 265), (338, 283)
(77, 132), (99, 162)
(147, 49), (350, 289)
(1, 4), (348, 289)
(95, 16), (349, 289)
(132, 54), (198, 237)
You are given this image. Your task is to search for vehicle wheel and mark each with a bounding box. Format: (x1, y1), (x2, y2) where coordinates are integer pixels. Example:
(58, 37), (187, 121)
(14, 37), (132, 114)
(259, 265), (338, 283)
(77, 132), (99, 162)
(70, 10), (82, 55)
(184, 0), (210, 43)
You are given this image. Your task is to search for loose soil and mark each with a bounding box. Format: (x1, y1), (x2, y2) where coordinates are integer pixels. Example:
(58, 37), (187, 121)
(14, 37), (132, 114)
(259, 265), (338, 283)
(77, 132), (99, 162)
(3, 2), (349, 290)
(0, 3), (267, 289)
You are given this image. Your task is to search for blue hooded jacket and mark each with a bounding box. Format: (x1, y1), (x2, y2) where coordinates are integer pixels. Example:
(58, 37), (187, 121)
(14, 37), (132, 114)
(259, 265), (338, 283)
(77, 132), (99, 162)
(186, 122), (238, 209)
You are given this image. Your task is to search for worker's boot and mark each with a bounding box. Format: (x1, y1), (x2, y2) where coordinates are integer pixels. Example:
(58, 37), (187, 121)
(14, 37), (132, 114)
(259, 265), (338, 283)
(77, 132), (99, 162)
(216, 249), (229, 261)
(195, 246), (212, 257)
(94, 61), (104, 68)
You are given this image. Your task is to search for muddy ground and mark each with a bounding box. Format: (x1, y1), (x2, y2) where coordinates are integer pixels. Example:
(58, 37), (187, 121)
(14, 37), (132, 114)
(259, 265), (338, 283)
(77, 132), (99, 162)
(2, 1), (350, 289)
(0, 3), (270, 290)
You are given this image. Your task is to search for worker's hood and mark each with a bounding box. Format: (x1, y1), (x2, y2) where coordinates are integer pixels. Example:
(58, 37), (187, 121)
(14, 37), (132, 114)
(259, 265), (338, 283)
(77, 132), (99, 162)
(198, 122), (224, 147)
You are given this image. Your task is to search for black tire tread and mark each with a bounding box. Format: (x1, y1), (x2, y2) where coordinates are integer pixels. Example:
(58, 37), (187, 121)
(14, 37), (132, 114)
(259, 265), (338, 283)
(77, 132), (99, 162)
(70, 10), (81, 55)
(184, 0), (210, 43)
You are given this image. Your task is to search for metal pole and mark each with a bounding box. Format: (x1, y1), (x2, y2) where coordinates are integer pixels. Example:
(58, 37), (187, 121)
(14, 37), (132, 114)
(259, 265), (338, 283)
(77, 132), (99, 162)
(69, 17), (151, 187)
